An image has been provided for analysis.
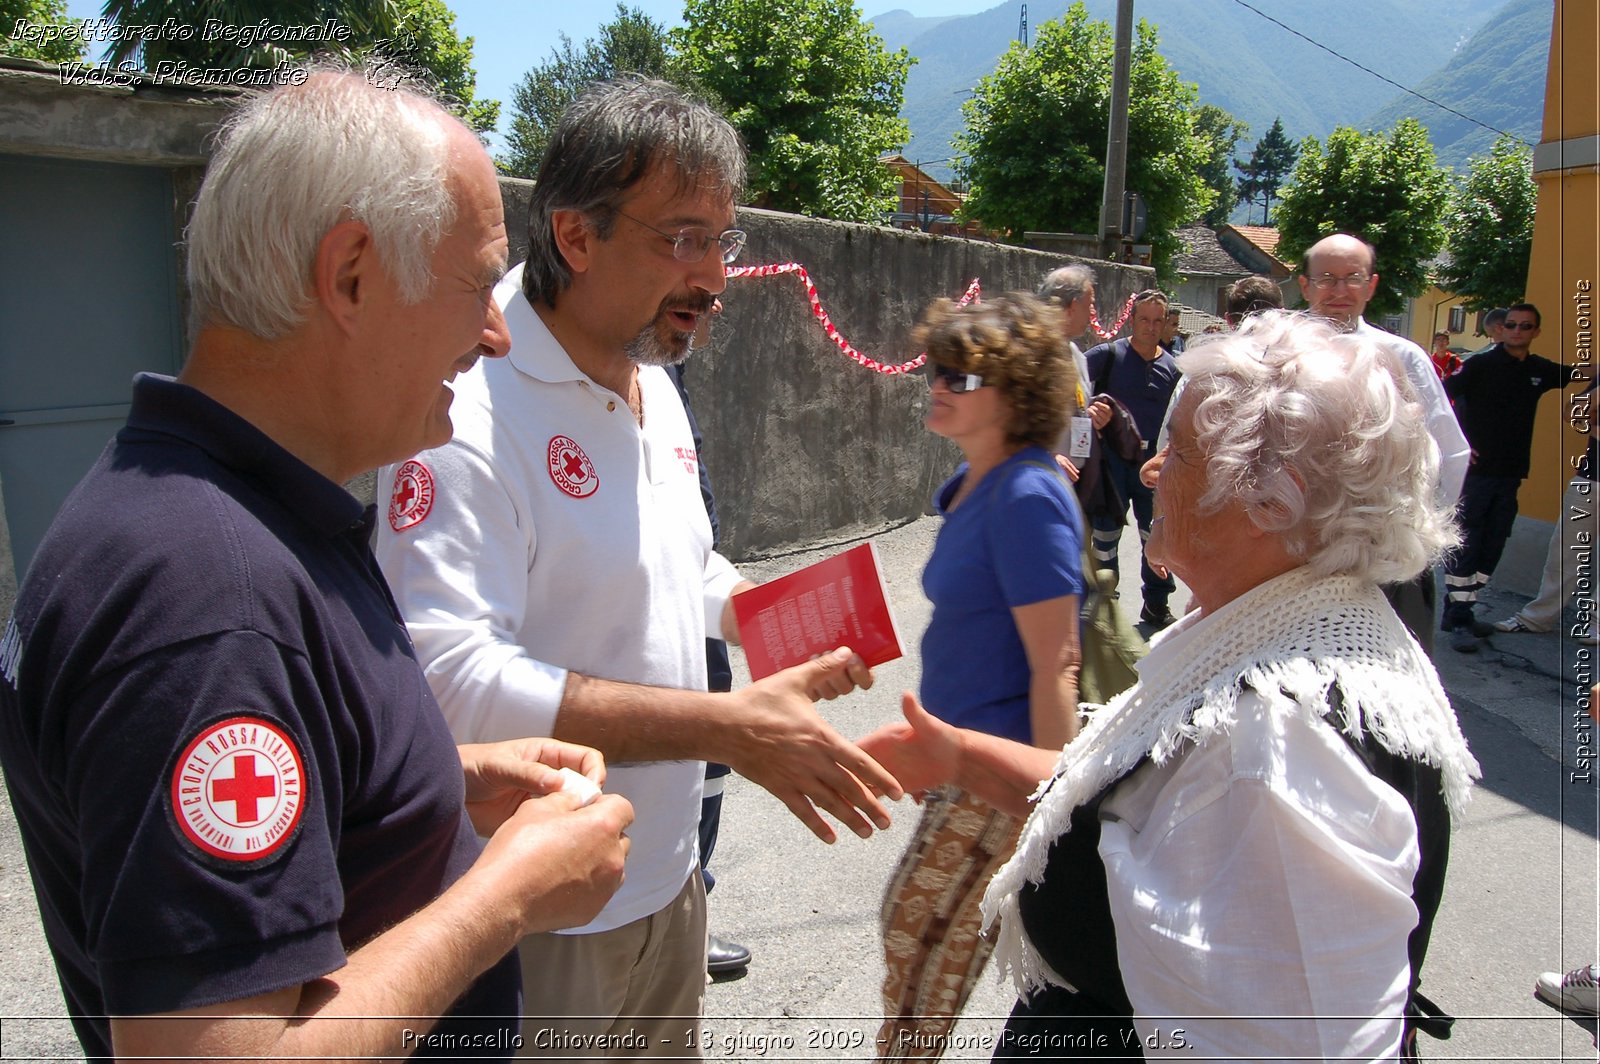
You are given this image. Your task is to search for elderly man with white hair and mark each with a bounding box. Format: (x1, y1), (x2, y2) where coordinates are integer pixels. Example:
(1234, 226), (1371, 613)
(0, 69), (634, 1062)
(862, 311), (1480, 1061)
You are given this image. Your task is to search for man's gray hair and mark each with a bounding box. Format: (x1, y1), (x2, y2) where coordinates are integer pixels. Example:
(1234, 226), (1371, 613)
(1177, 311), (1459, 583)
(523, 77), (746, 308)
(186, 67), (461, 340)
(1037, 264), (1095, 306)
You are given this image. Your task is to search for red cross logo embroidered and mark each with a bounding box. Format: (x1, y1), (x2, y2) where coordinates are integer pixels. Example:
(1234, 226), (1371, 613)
(171, 716), (306, 862)
(547, 435), (599, 499)
(388, 460), (436, 532)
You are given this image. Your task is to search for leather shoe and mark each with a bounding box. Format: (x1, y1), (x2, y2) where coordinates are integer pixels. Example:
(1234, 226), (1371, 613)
(1441, 611), (1494, 637)
(1139, 604), (1177, 630)
(708, 934), (751, 975)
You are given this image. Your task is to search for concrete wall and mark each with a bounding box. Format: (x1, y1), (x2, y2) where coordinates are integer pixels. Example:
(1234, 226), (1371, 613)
(649, 209), (1152, 559)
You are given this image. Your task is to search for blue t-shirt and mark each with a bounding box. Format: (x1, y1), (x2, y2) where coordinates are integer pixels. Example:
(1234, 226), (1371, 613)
(920, 447), (1085, 744)
(1084, 338), (1181, 448)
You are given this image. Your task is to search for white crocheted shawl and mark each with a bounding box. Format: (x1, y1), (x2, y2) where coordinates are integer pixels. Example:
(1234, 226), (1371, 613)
(980, 566), (1481, 996)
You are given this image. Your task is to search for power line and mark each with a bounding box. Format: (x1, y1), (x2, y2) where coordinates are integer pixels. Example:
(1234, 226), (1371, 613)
(1228, 0), (1533, 147)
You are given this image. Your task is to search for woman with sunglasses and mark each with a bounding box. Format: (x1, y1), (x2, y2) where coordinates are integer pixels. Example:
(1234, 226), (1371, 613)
(878, 294), (1085, 1061)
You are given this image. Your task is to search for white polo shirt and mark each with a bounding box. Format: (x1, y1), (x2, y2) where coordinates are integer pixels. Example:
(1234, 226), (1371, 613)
(375, 263), (743, 933)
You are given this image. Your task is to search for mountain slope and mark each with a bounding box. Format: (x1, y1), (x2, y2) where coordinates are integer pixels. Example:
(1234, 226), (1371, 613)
(1358, 0), (1548, 171)
(874, 0), (1537, 181)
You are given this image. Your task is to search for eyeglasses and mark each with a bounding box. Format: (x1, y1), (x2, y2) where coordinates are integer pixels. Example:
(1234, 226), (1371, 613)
(611, 208), (747, 265)
(1307, 274), (1371, 290)
(1503, 321), (1538, 331)
(921, 361), (984, 393)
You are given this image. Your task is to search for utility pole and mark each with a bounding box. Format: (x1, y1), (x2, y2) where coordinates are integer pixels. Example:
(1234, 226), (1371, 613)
(1099, 0), (1134, 259)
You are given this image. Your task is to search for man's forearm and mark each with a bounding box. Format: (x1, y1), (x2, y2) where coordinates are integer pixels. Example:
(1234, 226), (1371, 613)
(111, 865), (525, 1061)
(555, 671), (738, 763)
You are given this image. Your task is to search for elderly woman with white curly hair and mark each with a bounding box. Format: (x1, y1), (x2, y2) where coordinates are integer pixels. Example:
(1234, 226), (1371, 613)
(861, 311), (1481, 1062)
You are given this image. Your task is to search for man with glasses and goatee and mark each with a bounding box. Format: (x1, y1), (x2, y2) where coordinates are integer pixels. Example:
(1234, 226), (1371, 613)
(1442, 302), (1585, 652)
(375, 78), (901, 1058)
(1297, 233), (1471, 653)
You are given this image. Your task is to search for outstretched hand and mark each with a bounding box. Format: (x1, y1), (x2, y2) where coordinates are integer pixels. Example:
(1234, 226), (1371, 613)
(728, 647), (903, 843)
(857, 692), (963, 799)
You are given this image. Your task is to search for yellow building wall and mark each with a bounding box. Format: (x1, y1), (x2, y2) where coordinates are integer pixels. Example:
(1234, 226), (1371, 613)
(1409, 284), (1490, 351)
(1522, 0), (1598, 523)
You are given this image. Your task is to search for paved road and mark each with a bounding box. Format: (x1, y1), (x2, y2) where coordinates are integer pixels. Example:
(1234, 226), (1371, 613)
(2, 517), (1597, 1060)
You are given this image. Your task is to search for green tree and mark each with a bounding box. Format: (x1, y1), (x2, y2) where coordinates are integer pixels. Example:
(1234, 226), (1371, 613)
(1232, 117), (1297, 225)
(1194, 104), (1247, 228)
(500, 4), (674, 177)
(2, 0), (87, 61)
(953, 5), (1213, 279)
(94, 1), (497, 136)
(673, 0), (912, 223)
(378, 0), (499, 136)
(1439, 134), (1537, 312)
(1275, 118), (1453, 318)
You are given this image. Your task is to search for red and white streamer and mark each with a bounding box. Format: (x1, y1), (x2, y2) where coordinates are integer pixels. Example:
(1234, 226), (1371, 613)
(728, 262), (980, 375)
(1088, 293), (1137, 340)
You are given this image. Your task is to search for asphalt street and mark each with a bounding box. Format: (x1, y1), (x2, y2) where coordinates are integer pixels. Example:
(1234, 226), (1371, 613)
(1, 517), (1597, 1061)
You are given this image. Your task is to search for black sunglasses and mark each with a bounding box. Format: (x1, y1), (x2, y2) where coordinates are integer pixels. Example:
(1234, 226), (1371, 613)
(1503, 321), (1538, 331)
(920, 361), (984, 393)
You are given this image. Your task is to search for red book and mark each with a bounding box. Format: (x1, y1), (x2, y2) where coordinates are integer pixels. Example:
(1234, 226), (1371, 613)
(732, 542), (905, 681)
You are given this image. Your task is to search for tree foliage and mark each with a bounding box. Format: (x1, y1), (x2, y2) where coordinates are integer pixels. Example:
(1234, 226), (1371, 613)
(500, 4), (674, 177)
(1233, 117), (1297, 225)
(2, 0), (87, 61)
(1275, 118), (1453, 319)
(93, 0), (497, 136)
(1194, 104), (1247, 228)
(1439, 134), (1537, 312)
(673, 0), (912, 223)
(952, 5), (1213, 279)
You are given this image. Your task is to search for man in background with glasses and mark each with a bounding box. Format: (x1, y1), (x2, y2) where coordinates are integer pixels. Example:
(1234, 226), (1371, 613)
(374, 78), (900, 1058)
(1297, 233), (1471, 653)
(1443, 303), (1586, 652)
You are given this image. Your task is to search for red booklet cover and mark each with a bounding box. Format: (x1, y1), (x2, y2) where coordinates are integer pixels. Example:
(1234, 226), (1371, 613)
(733, 542), (906, 680)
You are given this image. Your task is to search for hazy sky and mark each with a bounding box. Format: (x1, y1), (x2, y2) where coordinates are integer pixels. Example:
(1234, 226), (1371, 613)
(60, 0), (999, 155)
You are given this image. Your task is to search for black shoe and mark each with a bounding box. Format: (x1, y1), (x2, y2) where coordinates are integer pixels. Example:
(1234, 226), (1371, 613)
(708, 934), (751, 975)
(1140, 604), (1177, 630)
(1442, 612), (1495, 637)
(1451, 629), (1482, 653)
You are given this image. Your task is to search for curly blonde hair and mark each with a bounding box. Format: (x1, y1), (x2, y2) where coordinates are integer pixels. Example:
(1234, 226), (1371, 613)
(913, 293), (1075, 449)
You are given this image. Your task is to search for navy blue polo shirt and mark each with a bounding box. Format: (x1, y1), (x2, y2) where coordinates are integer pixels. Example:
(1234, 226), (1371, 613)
(1444, 345), (1581, 479)
(1083, 338), (1181, 448)
(0, 375), (517, 1059)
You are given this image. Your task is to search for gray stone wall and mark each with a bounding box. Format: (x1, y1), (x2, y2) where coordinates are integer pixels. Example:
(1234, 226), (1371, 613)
(665, 207), (1151, 559)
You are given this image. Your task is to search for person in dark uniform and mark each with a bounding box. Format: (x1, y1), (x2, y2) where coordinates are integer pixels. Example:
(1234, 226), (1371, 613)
(1442, 302), (1586, 651)
(0, 68), (632, 1062)
(1081, 290), (1181, 629)
(860, 312), (1478, 1061)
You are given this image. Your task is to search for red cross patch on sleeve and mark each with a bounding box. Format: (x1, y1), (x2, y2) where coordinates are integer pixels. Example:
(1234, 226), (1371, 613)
(170, 716), (306, 863)
(388, 460), (436, 532)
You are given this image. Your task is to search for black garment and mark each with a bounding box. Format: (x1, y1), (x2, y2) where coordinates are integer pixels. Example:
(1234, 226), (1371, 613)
(667, 363), (735, 886)
(0, 375), (517, 1059)
(1446, 473), (1523, 590)
(997, 684), (1453, 1060)
(1073, 393), (1144, 526)
(1443, 344), (1579, 479)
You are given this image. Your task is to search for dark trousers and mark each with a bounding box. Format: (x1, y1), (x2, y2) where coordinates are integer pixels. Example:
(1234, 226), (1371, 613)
(699, 637), (733, 892)
(1089, 447), (1174, 612)
(1444, 474), (1521, 622)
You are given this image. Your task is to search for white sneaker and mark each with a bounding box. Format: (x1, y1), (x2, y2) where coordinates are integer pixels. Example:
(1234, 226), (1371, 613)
(1535, 964), (1600, 1014)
